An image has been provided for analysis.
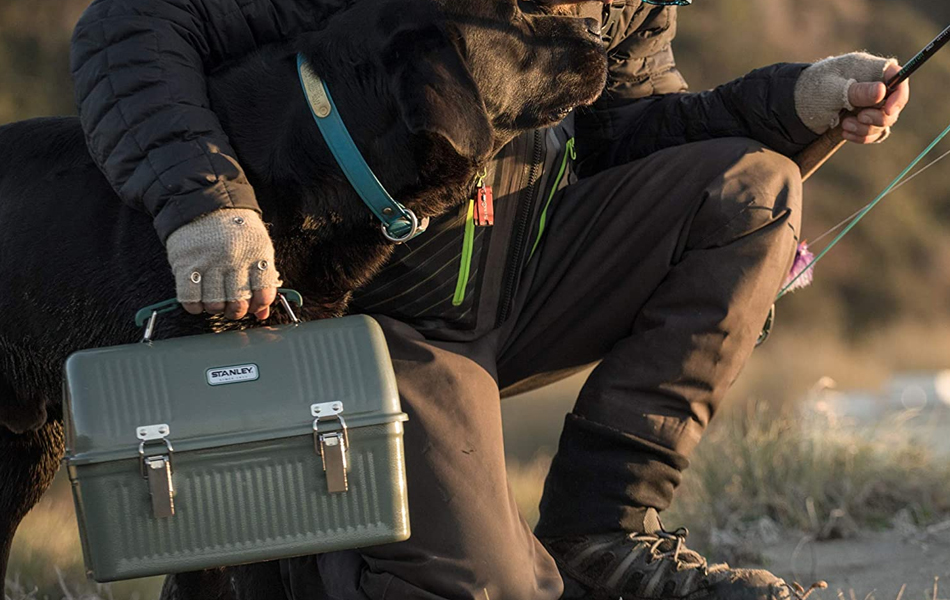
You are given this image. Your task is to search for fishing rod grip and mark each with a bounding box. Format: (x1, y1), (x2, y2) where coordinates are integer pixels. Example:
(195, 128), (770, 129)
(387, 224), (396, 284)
(794, 124), (846, 182)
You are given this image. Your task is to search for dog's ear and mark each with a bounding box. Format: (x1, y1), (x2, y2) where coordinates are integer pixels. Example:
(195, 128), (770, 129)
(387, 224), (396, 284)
(380, 18), (494, 163)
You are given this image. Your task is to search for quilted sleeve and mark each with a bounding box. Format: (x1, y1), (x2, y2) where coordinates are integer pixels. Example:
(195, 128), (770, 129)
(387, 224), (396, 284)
(70, 0), (308, 241)
(598, 3), (689, 105)
(577, 3), (819, 173)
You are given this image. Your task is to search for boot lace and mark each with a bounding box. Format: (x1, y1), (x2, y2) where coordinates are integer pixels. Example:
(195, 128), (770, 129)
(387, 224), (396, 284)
(628, 527), (708, 572)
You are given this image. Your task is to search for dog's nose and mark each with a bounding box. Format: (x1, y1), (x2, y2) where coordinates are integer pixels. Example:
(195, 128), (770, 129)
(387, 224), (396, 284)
(584, 18), (602, 38)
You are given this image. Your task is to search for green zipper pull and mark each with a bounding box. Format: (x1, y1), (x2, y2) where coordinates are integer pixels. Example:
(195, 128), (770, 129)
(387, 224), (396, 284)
(453, 200), (477, 306)
(529, 137), (576, 261)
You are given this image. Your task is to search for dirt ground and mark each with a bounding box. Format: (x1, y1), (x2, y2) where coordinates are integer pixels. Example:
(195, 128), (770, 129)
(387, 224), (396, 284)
(759, 529), (950, 600)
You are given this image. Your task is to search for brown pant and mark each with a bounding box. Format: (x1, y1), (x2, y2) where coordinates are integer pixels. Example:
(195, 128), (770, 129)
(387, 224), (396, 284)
(191, 138), (801, 600)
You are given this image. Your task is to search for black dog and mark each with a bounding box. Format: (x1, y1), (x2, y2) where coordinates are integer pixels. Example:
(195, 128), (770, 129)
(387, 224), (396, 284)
(0, 0), (606, 585)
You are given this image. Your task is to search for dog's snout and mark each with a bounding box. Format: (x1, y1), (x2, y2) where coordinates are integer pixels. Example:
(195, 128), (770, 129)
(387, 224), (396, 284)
(584, 18), (602, 38)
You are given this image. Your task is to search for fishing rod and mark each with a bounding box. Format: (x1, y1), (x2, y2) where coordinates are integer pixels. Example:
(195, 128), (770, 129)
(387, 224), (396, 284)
(794, 23), (950, 181)
(757, 24), (950, 344)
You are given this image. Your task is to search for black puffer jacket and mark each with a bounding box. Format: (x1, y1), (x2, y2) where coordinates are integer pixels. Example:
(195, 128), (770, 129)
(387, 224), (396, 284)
(71, 0), (352, 241)
(71, 0), (818, 338)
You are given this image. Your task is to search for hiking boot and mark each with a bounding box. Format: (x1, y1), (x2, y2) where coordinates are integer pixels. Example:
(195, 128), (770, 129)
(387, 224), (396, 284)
(539, 509), (791, 600)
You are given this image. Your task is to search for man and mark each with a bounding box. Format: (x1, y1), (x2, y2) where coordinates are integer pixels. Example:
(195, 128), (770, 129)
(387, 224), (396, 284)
(71, 0), (910, 598)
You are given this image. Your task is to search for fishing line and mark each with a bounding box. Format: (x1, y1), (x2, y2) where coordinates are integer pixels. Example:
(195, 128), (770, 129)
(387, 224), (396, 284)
(777, 120), (950, 299)
(809, 145), (950, 247)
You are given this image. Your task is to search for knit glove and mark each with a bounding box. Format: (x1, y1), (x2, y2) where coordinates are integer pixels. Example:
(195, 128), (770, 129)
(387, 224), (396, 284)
(794, 52), (897, 135)
(166, 208), (282, 304)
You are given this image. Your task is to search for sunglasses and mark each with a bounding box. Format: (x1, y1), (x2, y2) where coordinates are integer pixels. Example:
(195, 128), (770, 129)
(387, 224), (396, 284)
(641, 0), (692, 4)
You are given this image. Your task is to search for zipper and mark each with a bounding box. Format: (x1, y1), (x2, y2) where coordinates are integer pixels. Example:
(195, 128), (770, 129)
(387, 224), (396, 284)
(452, 199), (477, 306)
(497, 129), (544, 324)
(528, 137), (575, 261)
(453, 170), (490, 307)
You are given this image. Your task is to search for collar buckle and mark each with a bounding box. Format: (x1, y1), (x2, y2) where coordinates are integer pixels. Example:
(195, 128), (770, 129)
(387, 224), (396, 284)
(381, 209), (429, 244)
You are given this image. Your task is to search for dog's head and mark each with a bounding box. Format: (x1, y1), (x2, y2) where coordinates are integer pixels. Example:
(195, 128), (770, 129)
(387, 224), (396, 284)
(300, 0), (607, 165)
(439, 0), (608, 132)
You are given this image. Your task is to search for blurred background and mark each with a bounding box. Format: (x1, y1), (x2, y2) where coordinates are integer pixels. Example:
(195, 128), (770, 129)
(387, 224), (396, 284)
(3, 1), (950, 599)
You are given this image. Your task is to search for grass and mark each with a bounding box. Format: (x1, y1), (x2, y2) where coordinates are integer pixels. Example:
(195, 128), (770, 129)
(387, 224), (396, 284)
(508, 399), (950, 546)
(4, 476), (163, 600)
(665, 400), (950, 548)
(506, 398), (950, 600)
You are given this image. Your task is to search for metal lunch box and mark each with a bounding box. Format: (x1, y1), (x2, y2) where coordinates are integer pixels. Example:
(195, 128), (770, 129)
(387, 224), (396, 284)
(63, 307), (409, 582)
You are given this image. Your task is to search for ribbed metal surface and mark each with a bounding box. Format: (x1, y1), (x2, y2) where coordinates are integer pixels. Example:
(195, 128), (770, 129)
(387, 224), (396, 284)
(75, 430), (408, 581)
(113, 452), (380, 554)
(288, 326), (371, 408)
(94, 354), (173, 440)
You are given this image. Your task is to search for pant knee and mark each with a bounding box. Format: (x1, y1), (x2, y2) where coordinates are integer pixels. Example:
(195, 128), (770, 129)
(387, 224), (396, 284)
(687, 138), (802, 251)
(735, 140), (803, 231)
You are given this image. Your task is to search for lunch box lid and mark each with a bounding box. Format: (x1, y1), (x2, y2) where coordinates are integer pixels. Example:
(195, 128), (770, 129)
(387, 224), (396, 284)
(64, 315), (404, 465)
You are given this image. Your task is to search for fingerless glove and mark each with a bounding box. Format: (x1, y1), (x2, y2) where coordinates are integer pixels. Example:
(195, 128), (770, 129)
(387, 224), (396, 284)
(166, 208), (282, 304)
(794, 52), (896, 134)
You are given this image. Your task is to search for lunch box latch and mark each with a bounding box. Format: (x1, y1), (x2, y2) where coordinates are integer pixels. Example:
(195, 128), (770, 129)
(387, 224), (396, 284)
(311, 402), (350, 493)
(137, 424), (175, 518)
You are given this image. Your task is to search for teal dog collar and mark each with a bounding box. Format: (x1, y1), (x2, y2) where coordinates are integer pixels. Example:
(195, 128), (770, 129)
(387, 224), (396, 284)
(296, 54), (427, 243)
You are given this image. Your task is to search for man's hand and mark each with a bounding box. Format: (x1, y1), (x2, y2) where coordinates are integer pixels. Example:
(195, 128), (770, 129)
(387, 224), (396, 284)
(186, 287), (278, 321)
(794, 52), (908, 141)
(166, 208), (282, 321)
(841, 62), (910, 144)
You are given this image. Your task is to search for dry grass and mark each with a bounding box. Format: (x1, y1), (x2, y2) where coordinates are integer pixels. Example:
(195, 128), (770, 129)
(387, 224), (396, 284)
(506, 399), (950, 600)
(4, 571), (145, 600)
(508, 400), (950, 541)
(818, 578), (950, 600)
(665, 400), (950, 547)
(4, 477), (163, 600)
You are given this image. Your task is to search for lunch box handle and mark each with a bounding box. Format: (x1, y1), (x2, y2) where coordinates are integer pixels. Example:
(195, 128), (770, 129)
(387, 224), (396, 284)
(134, 288), (304, 342)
